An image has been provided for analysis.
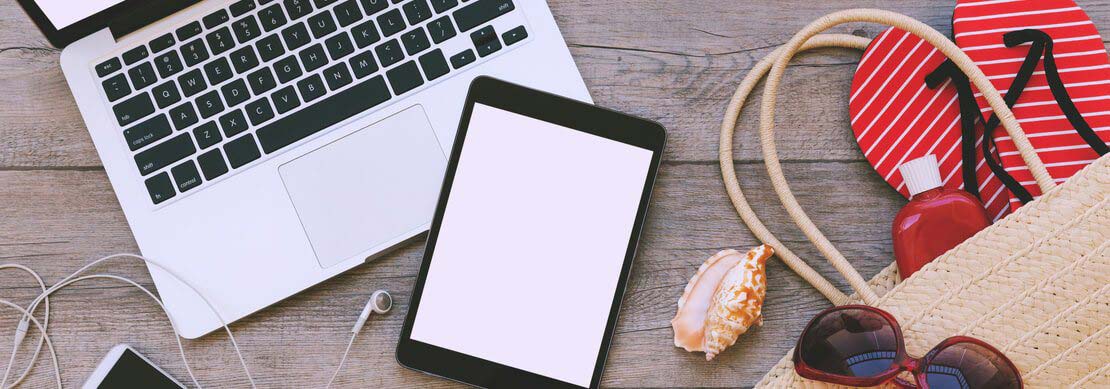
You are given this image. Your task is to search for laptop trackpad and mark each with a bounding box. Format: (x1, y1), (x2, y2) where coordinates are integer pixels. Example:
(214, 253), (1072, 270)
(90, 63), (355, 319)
(279, 106), (447, 268)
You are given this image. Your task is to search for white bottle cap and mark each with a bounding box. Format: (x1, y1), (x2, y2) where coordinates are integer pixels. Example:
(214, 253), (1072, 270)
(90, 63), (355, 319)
(899, 155), (943, 197)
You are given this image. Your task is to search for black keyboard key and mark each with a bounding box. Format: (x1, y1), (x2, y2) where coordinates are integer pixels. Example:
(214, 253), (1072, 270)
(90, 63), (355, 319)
(256, 34), (286, 61)
(180, 38), (210, 67)
(177, 21), (203, 41)
(171, 160), (203, 192)
(386, 60), (423, 95)
(314, 0), (339, 7)
(198, 149), (229, 180)
(150, 33), (176, 53)
(377, 9), (406, 37)
(284, 0), (313, 19)
(230, 46), (261, 73)
(351, 20), (381, 48)
(225, 134), (262, 168)
(427, 16), (455, 44)
(220, 109), (250, 136)
(272, 85), (301, 113)
(114, 92), (155, 126)
(429, 0), (457, 13)
(323, 63), (353, 90)
(307, 11), (337, 39)
(122, 46), (149, 65)
(207, 27), (236, 55)
(299, 43), (328, 71)
(245, 98), (275, 125)
(449, 49), (474, 68)
(361, 0), (388, 15)
(454, 0), (512, 32)
(297, 74), (327, 102)
(203, 9), (230, 29)
(154, 51), (185, 78)
(401, 28), (430, 55)
(145, 172), (176, 204)
(221, 78), (251, 107)
(128, 62), (158, 90)
(233, 16), (263, 43)
(258, 75), (390, 152)
(281, 22), (312, 50)
(258, 4), (288, 31)
(349, 51), (378, 78)
(196, 90), (226, 118)
(230, 0), (257, 17)
(334, 0), (363, 26)
(152, 81), (182, 108)
(402, 0), (432, 24)
(375, 39), (404, 67)
(274, 55), (303, 83)
(418, 49), (448, 80)
(124, 114), (172, 151)
(326, 32), (355, 59)
(503, 25), (526, 45)
(471, 26), (500, 57)
(178, 69), (207, 98)
(169, 102), (199, 130)
(203, 57), (234, 85)
(248, 68), (278, 94)
(102, 73), (131, 102)
(135, 133), (196, 175)
(193, 121), (222, 149)
(96, 58), (122, 77)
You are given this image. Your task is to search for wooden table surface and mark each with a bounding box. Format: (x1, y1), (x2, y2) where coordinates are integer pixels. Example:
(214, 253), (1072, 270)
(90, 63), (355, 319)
(2, 1), (1108, 387)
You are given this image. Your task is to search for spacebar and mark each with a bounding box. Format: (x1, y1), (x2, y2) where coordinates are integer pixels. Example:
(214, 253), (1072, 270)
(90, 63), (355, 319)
(257, 75), (391, 154)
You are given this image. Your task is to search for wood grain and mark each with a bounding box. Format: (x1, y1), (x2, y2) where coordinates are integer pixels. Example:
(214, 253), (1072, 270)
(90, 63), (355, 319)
(1, 0), (1108, 387)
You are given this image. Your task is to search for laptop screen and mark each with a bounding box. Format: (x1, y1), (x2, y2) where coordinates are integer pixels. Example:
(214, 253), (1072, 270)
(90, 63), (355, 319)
(34, 0), (125, 29)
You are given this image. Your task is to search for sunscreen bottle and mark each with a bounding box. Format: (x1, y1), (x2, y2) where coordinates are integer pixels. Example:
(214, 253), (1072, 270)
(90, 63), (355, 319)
(892, 155), (991, 278)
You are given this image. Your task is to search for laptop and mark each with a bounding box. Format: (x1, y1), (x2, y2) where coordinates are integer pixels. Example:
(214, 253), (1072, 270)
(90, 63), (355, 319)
(18, 0), (591, 338)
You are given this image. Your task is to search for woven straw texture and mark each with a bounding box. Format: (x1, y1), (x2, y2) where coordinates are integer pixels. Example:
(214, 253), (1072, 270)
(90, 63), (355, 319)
(715, 9), (1110, 388)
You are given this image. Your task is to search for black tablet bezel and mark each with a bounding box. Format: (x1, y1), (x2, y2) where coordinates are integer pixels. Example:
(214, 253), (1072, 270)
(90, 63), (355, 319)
(396, 76), (666, 389)
(16, 0), (200, 48)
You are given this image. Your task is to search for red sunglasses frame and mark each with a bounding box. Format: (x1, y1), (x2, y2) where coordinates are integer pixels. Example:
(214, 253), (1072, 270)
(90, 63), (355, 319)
(792, 305), (1023, 388)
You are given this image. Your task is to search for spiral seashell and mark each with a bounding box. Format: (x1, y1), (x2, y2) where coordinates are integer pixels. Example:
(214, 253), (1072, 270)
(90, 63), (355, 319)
(702, 245), (770, 361)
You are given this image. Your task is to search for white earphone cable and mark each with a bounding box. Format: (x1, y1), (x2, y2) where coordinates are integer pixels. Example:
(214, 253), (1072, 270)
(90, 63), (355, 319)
(2, 254), (256, 388)
(2, 253), (385, 388)
(0, 264), (50, 389)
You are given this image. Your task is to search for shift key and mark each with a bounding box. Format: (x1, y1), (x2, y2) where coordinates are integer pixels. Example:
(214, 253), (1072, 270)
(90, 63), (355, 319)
(135, 133), (196, 175)
(453, 0), (514, 32)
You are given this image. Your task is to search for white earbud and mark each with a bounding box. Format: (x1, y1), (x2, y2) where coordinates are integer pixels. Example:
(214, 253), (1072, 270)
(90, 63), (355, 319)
(352, 290), (392, 334)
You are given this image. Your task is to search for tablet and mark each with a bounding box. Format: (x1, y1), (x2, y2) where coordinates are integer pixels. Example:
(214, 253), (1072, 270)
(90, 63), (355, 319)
(397, 77), (666, 389)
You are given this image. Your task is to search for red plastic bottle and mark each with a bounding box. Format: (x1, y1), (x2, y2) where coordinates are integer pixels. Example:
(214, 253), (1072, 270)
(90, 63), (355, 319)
(892, 155), (991, 279)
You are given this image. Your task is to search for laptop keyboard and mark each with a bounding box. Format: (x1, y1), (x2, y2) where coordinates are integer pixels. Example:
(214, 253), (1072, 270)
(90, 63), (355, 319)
(94, 0), (526, 205)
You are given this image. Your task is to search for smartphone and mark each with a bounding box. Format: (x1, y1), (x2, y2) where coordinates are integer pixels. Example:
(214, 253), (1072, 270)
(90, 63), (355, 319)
(82, 344), (184, 389)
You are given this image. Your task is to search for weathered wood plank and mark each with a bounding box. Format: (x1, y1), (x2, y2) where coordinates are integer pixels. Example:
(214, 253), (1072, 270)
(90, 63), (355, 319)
(0, 160), (902, 388)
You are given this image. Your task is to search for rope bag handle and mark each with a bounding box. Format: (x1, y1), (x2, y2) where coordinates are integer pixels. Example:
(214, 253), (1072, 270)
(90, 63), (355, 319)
(719, 9), (1057, 306)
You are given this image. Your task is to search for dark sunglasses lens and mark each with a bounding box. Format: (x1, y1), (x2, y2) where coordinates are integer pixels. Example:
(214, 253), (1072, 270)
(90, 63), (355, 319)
(925, 342), (1021, 389)
(798, 308), (899, 378)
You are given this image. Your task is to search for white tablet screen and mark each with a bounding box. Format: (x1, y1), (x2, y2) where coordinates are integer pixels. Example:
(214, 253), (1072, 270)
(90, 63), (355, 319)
(34, 0), (125, 29)
(410, 103), (654, 387)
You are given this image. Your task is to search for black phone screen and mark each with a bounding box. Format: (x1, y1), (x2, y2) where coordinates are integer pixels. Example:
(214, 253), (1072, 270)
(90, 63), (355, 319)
(98, 349), (182, 388)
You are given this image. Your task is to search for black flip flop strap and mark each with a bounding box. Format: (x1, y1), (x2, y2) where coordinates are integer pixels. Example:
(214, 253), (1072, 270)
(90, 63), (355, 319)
(1005, 29), (1110, 156)
(926, 61), (985, 199)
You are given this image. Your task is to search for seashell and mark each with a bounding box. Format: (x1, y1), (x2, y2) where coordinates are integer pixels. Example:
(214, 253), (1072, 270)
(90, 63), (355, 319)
(671, 244), (773, 359)
(702, 245), (770, 361)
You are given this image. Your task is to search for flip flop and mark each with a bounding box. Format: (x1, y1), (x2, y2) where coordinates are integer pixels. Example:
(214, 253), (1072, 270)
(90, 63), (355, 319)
(850, 28), (1015, 220)
(952, 0), (1110, 216)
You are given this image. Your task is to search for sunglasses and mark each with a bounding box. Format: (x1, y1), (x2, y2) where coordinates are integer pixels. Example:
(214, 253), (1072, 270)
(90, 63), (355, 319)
(792, 305), (1023, 388)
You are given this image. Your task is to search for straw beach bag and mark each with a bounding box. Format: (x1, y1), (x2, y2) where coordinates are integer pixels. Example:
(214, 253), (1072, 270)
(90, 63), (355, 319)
(715, 9), (1109, 388)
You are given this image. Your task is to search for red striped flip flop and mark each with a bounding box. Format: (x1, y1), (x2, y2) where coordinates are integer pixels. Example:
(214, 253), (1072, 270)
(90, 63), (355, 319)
(953, 0), (1110, 217)
(849, 28), (1016, 220)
